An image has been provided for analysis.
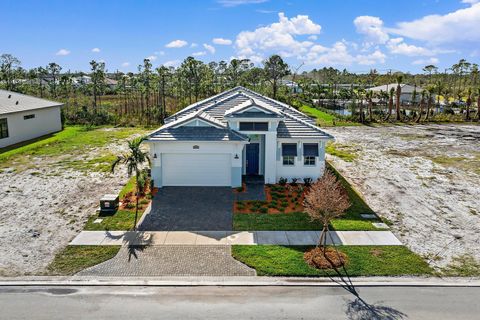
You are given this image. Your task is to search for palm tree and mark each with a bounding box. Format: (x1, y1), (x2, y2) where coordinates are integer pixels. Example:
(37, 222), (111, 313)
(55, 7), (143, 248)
(384, 87), (395, 121)
(395, 74), (403, 121)
(424, 88), (433, 121)
(366, 90), (374, 122)
(465, 88), (472, 121)
(416, 90), (426, 123)
(111, 136), (150, 230)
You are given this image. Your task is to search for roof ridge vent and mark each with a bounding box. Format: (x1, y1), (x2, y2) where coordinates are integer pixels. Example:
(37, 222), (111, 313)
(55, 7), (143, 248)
(16, 101), (19, 105)
(249, 98), (255, 105)
(8, 94), (11, 98)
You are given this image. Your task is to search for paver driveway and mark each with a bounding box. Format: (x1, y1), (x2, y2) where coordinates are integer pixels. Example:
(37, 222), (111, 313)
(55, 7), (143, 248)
(138, 187), (233, 231)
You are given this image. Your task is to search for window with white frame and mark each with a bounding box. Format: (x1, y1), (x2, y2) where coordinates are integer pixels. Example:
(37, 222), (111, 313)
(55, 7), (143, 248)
(0, 118), (8, 139)
(303, 143), (319, 166)
(282, 143), (297, 166)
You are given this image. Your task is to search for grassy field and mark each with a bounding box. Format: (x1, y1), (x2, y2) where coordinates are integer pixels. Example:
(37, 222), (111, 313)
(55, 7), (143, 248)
(299, 105), (358, 127)
(233, 162), (383, 231)
(232, 245), (432, 276)
(46, 245), (120, 275)
(0, 126), (149, 171)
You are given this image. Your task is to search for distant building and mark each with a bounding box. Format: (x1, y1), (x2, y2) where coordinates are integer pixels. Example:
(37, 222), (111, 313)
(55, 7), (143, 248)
(367, 84), (429, 104)
(0, 90), (63, 148)
(280, 80), (302, 93)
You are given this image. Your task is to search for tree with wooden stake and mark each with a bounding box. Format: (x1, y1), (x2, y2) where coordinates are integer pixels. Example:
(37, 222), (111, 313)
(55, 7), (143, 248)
(303, 170), (351, 269)
(111, 136), (150, 230)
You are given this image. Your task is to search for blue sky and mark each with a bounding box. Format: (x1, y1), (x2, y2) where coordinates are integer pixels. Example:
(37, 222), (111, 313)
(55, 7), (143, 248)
(1, 0), (479, 73)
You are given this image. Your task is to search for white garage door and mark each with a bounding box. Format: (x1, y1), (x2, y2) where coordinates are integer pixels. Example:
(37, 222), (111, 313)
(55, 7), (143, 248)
(162, 153), (231, 186)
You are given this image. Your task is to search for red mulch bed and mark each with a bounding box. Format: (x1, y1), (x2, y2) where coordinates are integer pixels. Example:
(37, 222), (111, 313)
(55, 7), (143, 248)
(304, 247), (348, 269)
(119, 179), (154, 211)
(234, 184), (308, 214)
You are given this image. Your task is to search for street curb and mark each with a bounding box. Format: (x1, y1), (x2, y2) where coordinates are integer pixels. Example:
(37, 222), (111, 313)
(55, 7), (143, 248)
(1, 276), (480, 287)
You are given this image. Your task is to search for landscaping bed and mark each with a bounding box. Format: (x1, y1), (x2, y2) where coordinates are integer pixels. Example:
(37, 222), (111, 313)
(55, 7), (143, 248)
(46, 245), (120, 275)
(233, 164), (384, 231)
(84, 176), (155, 231)
(232, 245), (433, 277)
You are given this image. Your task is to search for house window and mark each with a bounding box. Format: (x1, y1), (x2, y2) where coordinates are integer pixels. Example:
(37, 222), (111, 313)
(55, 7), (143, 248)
(283, 155), (295, 166)
(303, 143), (319, 166)
(282, 143), (297, 166)
(239, 122), (268, 131)
(304, 156), (316, 166)
(23, 114), (35, 120)
(0, 118), (8, 139)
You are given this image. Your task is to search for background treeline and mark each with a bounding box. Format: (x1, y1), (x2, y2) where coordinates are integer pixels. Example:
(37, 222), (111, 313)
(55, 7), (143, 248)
(0, 53), (479, 126)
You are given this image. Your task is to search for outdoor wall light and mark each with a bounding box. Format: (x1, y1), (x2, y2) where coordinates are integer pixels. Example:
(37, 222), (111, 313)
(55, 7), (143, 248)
(234, 154), (239, 159)
(153, 153), (157, 159)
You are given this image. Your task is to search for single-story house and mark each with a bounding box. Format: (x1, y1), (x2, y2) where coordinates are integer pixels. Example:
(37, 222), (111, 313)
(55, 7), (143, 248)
(0, 90), (63, 148)
(146, 86), (333, 188)
(367, 84), (430, 104)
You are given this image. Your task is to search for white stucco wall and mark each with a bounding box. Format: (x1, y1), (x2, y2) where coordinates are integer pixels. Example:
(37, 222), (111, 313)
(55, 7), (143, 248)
(0, 106), (62, 148)
(146, 140), (246, 188)
(275, 140), (327, 182)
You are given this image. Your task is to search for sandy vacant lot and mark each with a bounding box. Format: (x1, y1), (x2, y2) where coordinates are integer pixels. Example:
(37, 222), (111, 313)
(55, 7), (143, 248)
(0, 128), (146, 276)
(325, 124), (480, 268)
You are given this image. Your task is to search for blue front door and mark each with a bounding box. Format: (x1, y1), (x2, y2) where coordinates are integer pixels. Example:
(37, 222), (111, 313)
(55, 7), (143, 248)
(246, 143), (260, 175)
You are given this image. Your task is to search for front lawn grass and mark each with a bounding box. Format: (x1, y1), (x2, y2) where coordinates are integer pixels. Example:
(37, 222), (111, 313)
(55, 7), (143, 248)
(232, 245), (432, 277)
(46, 245), (120, 275)
(84, 210), (143, 231)
(233, 212), (378, 231)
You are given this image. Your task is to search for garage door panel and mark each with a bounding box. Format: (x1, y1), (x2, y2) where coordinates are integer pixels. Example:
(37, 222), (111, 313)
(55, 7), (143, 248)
(162, 153), (231, 186)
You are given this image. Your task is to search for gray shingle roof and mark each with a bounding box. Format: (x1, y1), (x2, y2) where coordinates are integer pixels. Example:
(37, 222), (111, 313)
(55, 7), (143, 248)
(150, 86), (333, 141)
(0, 89), (63, 115)
(149, 127), (248, 142)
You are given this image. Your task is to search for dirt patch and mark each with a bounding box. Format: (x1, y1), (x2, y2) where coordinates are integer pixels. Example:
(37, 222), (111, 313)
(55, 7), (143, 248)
(0, 129), (145, 276)
(325, 124), (480, 269)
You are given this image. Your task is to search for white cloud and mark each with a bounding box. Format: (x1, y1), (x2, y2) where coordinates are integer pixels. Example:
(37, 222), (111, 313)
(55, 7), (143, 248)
(389, 3), (480, 44)
(165, 40), (188, 48)
(462, 0), (479, 4)
(386, 37), (434, 56)
(91, 48), (101, 53)
(146, 55), (157, 61)
(213, 38), (233, 45)
(190, 43), (198, 48)
(354, 16), (389, 45)
(303, 41), (385, 66)
(218, 0), (268, 7)
(163, 59), (181, 67)
(412, 57), (439, 65)
(308, 35), (318, 41)
(121, 62), (130, 67)
(55, 49), (70, 56)
(154, 51), (165, 56)
(192, 51), (207, 56)
(235, 12), (321, 61)
(203, 43), (216, 54)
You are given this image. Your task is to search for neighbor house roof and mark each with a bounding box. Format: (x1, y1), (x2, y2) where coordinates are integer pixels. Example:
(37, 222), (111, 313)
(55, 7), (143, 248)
(0, 89), (63, 115)
(149, 86), (333, 141)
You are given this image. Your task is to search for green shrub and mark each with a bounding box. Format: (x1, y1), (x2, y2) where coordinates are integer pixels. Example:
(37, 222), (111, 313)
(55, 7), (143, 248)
(260, 207), (268, 214)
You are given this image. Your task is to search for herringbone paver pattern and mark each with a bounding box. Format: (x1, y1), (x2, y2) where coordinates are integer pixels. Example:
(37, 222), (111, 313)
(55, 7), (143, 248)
(77, 245), (256, 277)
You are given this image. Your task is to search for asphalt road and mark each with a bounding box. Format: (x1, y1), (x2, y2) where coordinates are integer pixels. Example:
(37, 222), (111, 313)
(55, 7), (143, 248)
(1, 285), (479, 319)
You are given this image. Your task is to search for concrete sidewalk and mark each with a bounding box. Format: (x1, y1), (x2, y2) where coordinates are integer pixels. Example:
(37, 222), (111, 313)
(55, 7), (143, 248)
(70, 230), (402, 246)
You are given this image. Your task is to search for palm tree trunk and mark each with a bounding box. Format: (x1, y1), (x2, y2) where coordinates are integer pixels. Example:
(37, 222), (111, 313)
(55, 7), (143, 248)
(384, 97), (393, 121)
(134, 177), (139, 231)
(477, 96), (480, 120)
(425, 98), (432, 121)
(416, 99), (424, 123)
(368, 100), (373, 122)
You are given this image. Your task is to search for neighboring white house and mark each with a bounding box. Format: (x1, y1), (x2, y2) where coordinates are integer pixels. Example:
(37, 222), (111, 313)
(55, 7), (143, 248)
(146, 86), (333, 188)
(367, 84), (429, 103)
(0, 90), (63, 148)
